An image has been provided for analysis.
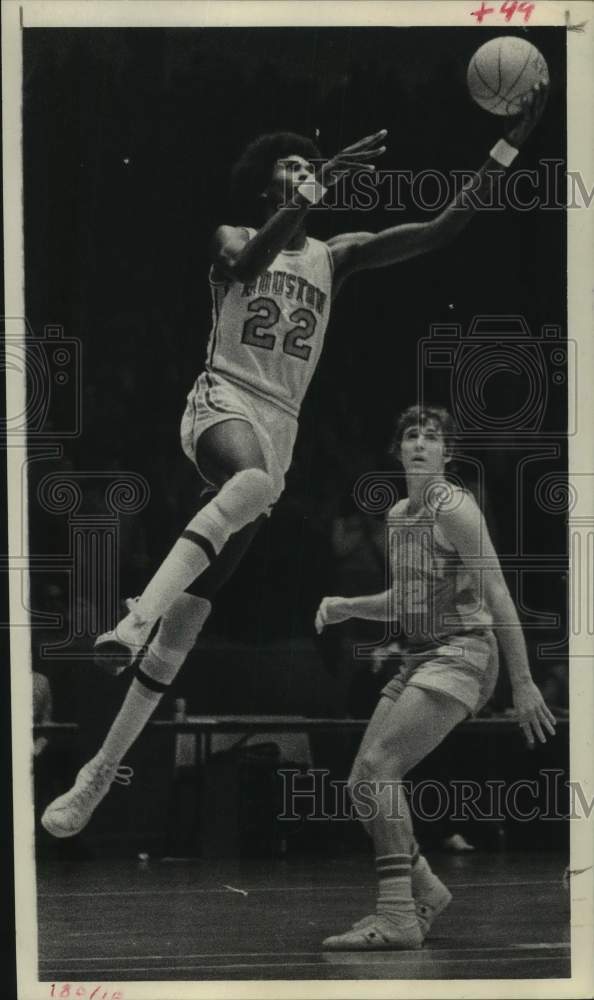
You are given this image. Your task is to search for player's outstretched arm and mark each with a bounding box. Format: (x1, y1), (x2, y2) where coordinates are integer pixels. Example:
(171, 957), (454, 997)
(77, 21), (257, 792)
(212, 130), (387, 284)
(315, 590), (395, 633)
(330, 83), (547, 282)
(437, 491), (557, 747)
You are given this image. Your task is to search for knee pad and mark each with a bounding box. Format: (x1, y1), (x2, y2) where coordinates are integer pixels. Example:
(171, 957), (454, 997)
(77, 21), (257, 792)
(149, 593), (211, 671)
(212, 468), (276, 534)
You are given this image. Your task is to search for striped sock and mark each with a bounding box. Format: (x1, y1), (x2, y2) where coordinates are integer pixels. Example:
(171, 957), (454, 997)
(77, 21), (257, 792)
(100, 675), (163, 766)
(375, 854), (416, 924)
(136, 505), (227, 622)
(410, 839), (441, 899)
(101, 648), (181, 764)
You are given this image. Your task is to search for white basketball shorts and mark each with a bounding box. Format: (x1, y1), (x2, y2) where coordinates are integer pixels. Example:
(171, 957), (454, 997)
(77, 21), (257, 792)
(180, 371), (299, 508)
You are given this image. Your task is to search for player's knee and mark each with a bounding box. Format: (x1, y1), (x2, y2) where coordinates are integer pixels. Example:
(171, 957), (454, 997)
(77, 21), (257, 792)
(357, 742), (405, 783)
(213, 467), (275, 531)
(150, 594), (211, 669)
(182, 469), (273, 565)
(135, 595), (211, 694)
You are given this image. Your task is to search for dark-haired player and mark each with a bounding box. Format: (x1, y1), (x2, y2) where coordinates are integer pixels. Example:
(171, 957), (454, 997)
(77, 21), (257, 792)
(315, 404), (556, 950)
(42, 86), (547, 839)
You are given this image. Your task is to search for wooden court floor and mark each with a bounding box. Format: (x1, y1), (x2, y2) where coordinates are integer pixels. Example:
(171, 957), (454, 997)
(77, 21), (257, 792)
(37, 851), (570, 982)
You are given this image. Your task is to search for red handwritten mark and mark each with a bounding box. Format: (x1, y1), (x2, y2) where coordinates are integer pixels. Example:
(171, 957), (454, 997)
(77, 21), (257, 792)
(470, 0), (534, 21)
(471, 1), (495, 22)
(500, 0), (519, 19)
(518, 2), (535, 21)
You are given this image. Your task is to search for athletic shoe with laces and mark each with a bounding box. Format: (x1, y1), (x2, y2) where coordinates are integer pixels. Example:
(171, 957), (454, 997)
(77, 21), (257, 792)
(41, 753), (133, 838)
(352, 878), (452, 939)
(323, 914), (423, 951)
(94, 598), (156, 675)
(414, 878), (452, 936)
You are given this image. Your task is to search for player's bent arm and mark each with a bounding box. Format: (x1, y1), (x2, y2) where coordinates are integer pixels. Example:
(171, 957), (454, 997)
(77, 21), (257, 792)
(437, 494), (556, 744)
(210, 130), (387, 284)
(315, 590), (395, 633)
(346, 590), (396, 621)
(438, 495), (532, 681)
(211, 204), (310, 284)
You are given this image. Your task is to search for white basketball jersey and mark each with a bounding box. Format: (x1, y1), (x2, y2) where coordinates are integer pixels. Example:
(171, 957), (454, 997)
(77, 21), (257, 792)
(205, 230), (333, 416)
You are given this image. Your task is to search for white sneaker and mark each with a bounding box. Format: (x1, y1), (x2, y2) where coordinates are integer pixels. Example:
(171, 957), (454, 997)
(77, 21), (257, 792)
(411, 854), (452, 937)
(352, 885), (451, 940)
(324, 914), (423, 951)
(415, 878), (452, 937)
(41, 754), (133, 838)
(94, 598), (156, 675)
(352, 873), (452, 940)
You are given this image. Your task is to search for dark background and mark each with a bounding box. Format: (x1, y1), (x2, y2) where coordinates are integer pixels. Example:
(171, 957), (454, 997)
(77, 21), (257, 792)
(23, 27), (567, 716)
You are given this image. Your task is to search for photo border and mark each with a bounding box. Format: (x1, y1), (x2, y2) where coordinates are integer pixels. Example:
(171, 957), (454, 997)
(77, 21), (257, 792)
(3, 2), (593, 998)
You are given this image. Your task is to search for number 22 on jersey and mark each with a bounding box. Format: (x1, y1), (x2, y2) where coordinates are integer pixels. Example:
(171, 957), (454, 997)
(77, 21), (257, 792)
(241, 296), (316, 361)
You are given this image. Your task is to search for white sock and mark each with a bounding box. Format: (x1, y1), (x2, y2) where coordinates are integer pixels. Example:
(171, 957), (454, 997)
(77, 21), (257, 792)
(135, 469), (273, 623)
(101, 595), (211, 765)
(135, 506), (226, 622)
(410, 840), (437, 892)
(375, 854), (416, 923)
(100, 665), (164, 766)
(412, 854), (439, 893)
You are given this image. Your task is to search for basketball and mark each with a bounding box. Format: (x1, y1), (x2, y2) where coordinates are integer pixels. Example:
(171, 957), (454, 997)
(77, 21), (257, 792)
(467, 36), (549, 116)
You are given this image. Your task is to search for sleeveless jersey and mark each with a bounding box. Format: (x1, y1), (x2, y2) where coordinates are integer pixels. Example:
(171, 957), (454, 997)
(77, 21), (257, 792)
(387, 488), (492, 647)
(205, 229), (333, 416)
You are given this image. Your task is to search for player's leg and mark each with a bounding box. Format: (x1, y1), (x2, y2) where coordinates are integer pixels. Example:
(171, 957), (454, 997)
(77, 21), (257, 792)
(349, 684), (453, 938)
(95, 419), (276, 669)
(41, 589), (211, 837)
(323, 685), (467, 950)
(103, 515), (265, 763)
(44, 419), (273, 837)
(42, 513), (267, 839)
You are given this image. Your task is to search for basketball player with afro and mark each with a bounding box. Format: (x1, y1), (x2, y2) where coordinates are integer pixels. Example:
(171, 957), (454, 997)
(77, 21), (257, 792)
(315, 404), (556, 950)
(42, 85), (547, 843)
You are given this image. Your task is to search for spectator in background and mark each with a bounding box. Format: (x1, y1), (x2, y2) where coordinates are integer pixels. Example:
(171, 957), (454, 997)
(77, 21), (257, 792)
(33, 672), (53, 758)
(33, 663), (91, 860)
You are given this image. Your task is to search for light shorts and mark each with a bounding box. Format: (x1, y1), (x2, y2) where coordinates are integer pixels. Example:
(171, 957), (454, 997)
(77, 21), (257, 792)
(380, 630), (499, 715)
(180, 371), (299, 507)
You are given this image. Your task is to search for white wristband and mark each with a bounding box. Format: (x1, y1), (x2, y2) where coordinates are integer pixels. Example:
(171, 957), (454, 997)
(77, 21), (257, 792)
(296, 177), (327, 205)
(489, 138), (519, 168)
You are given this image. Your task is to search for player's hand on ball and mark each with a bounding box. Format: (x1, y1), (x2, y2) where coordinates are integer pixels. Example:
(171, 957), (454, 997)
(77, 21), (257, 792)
(512, 678), (557, 747)
(505, 81), (549, 148)
(319, 130), (387, 189)
(315, 597), (352, 633)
